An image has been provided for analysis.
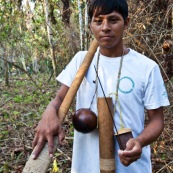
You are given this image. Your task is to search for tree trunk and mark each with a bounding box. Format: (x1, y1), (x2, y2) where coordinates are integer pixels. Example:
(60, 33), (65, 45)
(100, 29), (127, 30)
(21, 52), (27, 72)
(4, 49), (9, 86)
(84, 0), (89, 50)
(61, 0), (71, 26)
(168, 0), (173, 40)
(44, 0), (58, 78)
(172, 6), (173, 41)
(78, 0), (84, 50)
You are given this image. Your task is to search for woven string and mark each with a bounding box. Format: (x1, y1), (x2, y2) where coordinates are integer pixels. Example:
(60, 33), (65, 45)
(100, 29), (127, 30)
(89, 51), (100, 109)
(109, 50), (125, 130)
(90, 49), (125, 130)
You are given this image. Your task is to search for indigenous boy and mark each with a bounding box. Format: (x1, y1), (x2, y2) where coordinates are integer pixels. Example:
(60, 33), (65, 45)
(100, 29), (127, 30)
(32, 0), (170, 172)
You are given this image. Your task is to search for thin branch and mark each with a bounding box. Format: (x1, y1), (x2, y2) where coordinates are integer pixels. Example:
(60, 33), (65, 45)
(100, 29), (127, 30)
(0, 98), (12, 107)
(156, 160), (173, 173)
(141, 37), (173, 90)
(0, 56), (42, 91)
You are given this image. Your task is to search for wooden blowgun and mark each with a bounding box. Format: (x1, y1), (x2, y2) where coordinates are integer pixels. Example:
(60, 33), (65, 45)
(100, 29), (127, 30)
(22, 39), (98, 173)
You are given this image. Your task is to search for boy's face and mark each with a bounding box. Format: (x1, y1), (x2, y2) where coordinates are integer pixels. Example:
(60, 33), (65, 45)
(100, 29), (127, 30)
(90, 11), (129, 51)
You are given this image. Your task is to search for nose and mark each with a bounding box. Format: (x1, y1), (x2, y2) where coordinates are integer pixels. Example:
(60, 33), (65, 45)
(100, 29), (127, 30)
(101, 20), (111, 32)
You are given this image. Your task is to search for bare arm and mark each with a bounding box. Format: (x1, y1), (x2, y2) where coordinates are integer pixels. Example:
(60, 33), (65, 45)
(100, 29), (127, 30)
(136, 107), (164, 147)
(118, 107), (164, 166)
(32, 84), (69, 159)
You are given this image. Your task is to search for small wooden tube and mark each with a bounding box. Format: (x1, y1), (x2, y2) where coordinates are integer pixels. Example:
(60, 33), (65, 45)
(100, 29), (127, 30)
(98, 97), (115, 173)
(115, 128), (133, 150)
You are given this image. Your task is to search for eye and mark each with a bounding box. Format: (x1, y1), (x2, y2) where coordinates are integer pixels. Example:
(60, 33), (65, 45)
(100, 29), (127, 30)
(110, 18), (118, 23)
(93, 18), (102, 25)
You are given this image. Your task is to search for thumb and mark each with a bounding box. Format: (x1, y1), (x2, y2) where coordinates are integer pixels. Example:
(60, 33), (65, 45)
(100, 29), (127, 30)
(125, 138), (135, 151)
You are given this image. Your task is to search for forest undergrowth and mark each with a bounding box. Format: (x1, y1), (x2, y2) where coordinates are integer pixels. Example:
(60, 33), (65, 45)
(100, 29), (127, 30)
(0, 0), (173, 172)
(0, 74), (173, 173)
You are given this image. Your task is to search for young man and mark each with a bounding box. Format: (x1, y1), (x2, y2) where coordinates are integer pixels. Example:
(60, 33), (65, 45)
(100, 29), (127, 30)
(32, 0), (170, 172)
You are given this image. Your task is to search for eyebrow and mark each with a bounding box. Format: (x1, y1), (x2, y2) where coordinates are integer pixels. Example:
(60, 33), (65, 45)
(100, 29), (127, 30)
(94, 12), (121, 18)
(94, 14), (120, 19)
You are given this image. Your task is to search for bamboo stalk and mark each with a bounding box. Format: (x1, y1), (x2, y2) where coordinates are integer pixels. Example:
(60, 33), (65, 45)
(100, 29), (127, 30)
(22, 137), (58, 173)
(58, 38), (98, 123)
(22, 38), (98, 173)
(98, 97), (115, 173)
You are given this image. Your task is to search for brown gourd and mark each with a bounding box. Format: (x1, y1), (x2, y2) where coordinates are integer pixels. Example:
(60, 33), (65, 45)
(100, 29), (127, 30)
(72, 108), (97, 133)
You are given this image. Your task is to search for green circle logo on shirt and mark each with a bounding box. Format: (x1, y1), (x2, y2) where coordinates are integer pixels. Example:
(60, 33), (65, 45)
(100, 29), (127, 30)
(118, 76), (135, 94)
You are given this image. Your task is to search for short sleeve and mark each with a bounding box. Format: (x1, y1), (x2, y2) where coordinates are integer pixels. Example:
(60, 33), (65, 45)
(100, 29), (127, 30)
(143, 65), (170, 109)
(56, 51), (86, 87)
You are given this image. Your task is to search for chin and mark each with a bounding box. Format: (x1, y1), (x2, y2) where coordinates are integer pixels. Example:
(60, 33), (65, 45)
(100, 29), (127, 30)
(100, 44), (116, 49)
(99, 40), (120, 49)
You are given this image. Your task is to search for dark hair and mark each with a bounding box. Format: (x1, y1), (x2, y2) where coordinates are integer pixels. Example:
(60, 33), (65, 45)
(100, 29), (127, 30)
(88, 0), (128, 21)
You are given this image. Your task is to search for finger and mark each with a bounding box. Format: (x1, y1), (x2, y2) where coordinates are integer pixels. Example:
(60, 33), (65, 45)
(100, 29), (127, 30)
(118, 151), (130, 166)
(32, 134), (38, 149)
(118, 153), (139, 166)
(118, 150), (140, 161)
(121, 154), (140, 161)
(47, 136), (54, 158)
(119, 157), (130, 167)
(122, 150), (139, 157)
(123, 145), (142, 157)
(118, 150), (123, 157)
(125, 138), (135, 150)
(121, 156), (139, 166)
(58, 128), (65, 145)
(118, 149), (133, 157)
(32, 137), (46, 160)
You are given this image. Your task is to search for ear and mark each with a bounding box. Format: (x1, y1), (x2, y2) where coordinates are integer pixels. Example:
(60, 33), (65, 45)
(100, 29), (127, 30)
(124, 17), (130, 30)
(89, 23), (93, 34)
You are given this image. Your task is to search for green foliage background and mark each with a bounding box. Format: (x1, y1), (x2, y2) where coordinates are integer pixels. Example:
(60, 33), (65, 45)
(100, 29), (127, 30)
(0, 0), (173, 172)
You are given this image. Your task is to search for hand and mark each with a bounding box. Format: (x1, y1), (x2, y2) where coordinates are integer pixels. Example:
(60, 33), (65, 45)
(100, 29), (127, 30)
(32, 107), (65, 159)
(118, 138), (142, 166)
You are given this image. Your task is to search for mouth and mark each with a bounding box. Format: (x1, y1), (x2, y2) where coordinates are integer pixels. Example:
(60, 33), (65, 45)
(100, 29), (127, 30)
(100, 36), (113, 40)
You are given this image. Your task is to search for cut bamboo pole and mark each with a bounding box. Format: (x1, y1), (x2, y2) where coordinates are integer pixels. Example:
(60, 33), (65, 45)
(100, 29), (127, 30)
(22, 136), (58, 173)
(22, 38), (98, 173)
(98, 97), (115, 173)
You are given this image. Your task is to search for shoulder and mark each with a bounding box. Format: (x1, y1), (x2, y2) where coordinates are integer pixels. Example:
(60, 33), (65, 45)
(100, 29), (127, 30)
(124, 49), (162, 83)
(65, 51), (88, 71)
(73, 51), (88, 64)
(128, 49), (158, 70)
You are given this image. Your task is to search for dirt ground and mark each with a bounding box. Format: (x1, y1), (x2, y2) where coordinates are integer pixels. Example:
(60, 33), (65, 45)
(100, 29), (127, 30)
(0, 78), (173, 173)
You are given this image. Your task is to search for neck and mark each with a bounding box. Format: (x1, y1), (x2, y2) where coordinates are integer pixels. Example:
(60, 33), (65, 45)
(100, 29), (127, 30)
(99, 42), (123, 56)
(99, 47), (129, 57)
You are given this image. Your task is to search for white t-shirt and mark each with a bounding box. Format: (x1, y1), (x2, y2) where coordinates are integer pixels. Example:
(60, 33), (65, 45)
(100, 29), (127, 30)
(57, 48), (170, 173)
